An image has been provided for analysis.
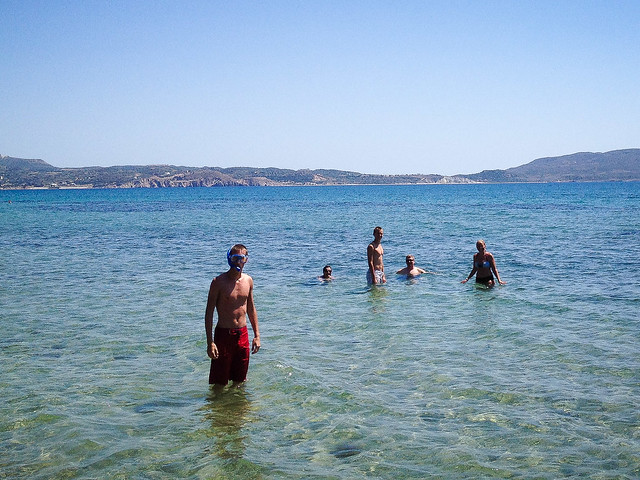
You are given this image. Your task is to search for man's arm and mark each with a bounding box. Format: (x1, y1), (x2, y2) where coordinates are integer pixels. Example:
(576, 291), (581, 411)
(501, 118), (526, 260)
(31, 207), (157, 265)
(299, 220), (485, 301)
(247, 278), (260, 354)
(367, 244), (377, 283)
(205, 279), (219, 359)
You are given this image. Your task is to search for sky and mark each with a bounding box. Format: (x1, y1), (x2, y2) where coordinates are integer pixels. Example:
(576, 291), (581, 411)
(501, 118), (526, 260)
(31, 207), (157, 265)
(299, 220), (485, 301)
(1, 1), (639, 175)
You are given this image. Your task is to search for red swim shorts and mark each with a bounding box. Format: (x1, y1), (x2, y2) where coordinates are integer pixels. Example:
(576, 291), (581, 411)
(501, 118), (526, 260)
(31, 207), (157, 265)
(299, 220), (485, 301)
(209, 326), (250, 385)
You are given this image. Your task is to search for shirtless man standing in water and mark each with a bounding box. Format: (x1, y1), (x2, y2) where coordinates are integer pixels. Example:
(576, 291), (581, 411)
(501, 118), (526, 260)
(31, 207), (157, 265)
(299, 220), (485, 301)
(367, 226), (386, 284)
(205, 244), (260, 387)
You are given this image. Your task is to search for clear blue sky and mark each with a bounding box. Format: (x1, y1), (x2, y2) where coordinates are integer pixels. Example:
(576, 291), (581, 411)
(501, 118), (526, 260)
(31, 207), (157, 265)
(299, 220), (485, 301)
(2, 1), (639, 175)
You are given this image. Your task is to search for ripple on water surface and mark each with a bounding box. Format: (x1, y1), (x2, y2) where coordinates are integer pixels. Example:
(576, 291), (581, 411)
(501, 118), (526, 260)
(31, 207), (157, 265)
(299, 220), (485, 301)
(1, 183), (639, 479)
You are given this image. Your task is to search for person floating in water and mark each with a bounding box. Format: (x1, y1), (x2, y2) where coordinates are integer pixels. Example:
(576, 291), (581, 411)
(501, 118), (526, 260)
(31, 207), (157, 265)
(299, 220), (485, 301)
(396, 254), (431, 277)
(461, 239), (506, 287)
(367, 226), (386, 284)
(205, 244), (260, 387)
(319, 265), (334, 280)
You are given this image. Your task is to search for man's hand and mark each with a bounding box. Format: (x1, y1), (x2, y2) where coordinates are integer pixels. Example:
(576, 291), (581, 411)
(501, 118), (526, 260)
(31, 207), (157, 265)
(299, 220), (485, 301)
(252, 337), (261, 354)
(207, 342), (218, 359)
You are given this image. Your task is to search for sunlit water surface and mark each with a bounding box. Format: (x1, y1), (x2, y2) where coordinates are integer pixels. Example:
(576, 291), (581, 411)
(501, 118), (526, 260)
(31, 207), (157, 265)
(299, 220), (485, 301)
(1, 183), (639, 479)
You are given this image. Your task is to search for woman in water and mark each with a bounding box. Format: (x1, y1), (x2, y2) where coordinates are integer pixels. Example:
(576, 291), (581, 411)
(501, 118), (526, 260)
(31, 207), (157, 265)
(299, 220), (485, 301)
(461, 239), (506, 287)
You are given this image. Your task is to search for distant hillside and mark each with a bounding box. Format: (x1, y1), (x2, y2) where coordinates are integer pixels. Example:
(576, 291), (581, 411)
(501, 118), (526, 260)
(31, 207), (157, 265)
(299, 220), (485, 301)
(0, 156), (60, 172)
(1, 149), (639, 189)
(0, 156), (459, 188)
(467, 149), (640, 183)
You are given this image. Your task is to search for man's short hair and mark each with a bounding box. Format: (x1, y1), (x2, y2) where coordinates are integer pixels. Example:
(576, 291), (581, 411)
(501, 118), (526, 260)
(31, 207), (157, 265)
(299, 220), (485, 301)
(229, 244), (248, 255)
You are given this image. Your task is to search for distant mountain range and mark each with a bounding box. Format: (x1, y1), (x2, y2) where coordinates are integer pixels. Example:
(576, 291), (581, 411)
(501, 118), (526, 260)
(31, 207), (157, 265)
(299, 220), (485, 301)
(467, 149), (640, 183)
(1, 149), (639, 189)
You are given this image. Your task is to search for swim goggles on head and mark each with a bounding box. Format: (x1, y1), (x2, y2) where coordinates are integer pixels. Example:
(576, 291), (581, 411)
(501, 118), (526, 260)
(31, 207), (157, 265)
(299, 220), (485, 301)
(227, 248), (248, 271)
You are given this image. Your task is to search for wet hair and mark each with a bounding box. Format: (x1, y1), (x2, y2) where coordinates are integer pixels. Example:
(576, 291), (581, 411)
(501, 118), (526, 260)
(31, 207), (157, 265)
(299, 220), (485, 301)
(229, 244), (248, 256)
(323, 265), (332, 272)
(373, 226), (383, 236)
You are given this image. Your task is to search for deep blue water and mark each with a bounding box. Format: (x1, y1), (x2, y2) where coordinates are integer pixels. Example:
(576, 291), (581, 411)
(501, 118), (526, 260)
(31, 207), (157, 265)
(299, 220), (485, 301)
(1, 183), (639, 479)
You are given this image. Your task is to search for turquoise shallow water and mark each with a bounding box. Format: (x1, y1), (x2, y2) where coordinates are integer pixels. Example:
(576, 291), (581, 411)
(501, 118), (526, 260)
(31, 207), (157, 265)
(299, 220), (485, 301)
(1, 183), (639, 479)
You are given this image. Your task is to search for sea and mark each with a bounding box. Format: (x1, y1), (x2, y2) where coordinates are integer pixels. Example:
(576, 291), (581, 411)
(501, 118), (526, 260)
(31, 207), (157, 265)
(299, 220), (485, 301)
(1, 182), (639, 479)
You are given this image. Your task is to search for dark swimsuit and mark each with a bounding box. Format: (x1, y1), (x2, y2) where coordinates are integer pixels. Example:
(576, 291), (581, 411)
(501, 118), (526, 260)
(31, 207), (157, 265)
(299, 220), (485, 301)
(475, 274), (495, 285)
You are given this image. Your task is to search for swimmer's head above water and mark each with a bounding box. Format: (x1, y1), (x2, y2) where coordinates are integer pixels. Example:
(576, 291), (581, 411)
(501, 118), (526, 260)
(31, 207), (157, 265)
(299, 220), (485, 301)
(227, 244), (248, 272)
(321, 265), (333, 279)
